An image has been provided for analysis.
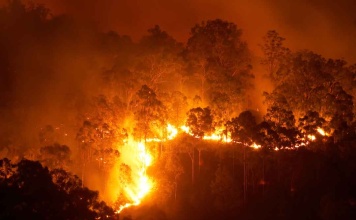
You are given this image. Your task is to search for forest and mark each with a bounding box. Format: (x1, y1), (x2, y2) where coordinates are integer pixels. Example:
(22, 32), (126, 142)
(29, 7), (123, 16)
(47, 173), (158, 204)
(0, 1), (355, 219)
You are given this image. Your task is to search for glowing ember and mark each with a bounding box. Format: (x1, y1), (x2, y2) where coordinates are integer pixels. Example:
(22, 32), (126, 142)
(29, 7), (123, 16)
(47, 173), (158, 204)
(251, 143), (261, 149)
(307, 134), (316, 141)
(317, 127), (329, 136)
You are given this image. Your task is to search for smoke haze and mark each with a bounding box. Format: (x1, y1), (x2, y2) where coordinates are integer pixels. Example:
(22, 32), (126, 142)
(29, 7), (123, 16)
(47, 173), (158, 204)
(19, 0), (356, 62)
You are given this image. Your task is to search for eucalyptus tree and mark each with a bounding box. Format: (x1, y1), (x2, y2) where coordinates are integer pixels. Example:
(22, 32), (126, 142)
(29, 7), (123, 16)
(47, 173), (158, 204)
(185, 19), (253, 118)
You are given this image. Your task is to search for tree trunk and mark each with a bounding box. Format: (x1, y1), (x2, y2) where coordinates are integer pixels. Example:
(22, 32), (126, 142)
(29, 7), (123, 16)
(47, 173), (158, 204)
(198, 149), (202, 174)
(188, 150), (195, 184)
(243, 146), (246, 203)
(232, 149), (235, 177)
(262, 157), (265, 196)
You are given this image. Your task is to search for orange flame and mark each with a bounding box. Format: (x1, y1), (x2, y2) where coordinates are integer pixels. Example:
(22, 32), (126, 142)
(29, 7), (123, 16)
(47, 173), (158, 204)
(167, 124), (178, 140)
(251, 143), (261, 149)
(317, 127), (329, 136)
(115, 140), (153, 213)
(114, 123), (330, 213)
(307, 134), (316, 141)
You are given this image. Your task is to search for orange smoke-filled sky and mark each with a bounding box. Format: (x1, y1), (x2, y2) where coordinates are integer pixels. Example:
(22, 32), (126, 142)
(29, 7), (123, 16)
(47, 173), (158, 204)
(7, 0), (356, 62)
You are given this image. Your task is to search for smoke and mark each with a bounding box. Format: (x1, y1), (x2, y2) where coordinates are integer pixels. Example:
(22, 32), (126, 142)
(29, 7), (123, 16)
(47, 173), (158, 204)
(21, 0), (356, 63)
(0, 1), (106, 151)
(0, 0), (354, 207)
(13, 0), (354, 121)
(0, 0), (354, 150)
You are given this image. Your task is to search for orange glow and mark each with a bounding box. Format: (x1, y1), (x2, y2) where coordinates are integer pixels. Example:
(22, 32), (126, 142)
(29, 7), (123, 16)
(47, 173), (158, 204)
(112, 138), (153, 214)
(251, 142), (261, 149)
(202, 127), (232, 143)
(307, 134), (316, 141)
(179, 125), (233, 143)
(113, 123), (329, 213)
(167, 124), (178, 140)
(180, 125), (191, 134)
(317, 127), (329, 136)
(202, 133), (221, 141)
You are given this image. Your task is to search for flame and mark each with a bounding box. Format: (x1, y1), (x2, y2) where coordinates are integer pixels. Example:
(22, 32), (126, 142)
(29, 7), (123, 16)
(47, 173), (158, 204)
(167, 124), (178, 140)
(115, 139), (153, 213)
(115, 124), (179, 213)
(317, 127), (329, 136)
(202, 127), (232, 142)
(113, 123), (330, 213)
(251, 143), (261, 149)
(179, 125), (233, 143)
(180, 125), (191, 134)
(202, 133), (221, 141)
(307, 134), (316, 141)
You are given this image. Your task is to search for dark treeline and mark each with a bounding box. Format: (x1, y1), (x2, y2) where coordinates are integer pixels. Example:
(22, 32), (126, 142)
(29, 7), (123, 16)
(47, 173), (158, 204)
(0, 0), (355, 219)
(149, 119), (356, 220)
(0, 158), (117, 219)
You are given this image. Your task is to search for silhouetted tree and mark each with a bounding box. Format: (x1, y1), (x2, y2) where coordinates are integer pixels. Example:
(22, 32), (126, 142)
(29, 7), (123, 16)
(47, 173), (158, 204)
(260, 30), (290, 81)
(39, 143), (71, 169)
(131, 85), (167, 142)
(185, 19), (253, 113)
(0, 159), (117, 219)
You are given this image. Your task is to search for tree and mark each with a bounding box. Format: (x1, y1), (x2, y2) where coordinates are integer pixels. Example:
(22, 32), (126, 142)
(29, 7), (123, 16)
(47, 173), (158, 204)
(210, 165), (239, 212)
(0, 159), (117, 219)
(226, 110), (257, 145)
(255, 121), (280, 151)
(151, 147), (184, 204)
(186, 107), (214, 176)
(133, 25), (185, 91)
(131, 85), (167, 141)
(226, 111), (257, 202)
(264, 106), (299, 149)
(75, 95), (127, 186)
(185, 19), (253, 111)
(186, 107), (214, 138)
(298, 111), (326, 140)
(264, 50), (354, 122)
(260, 30), (290, 81)
(39, 143), (71, 169)
(160, 91), (189, 127)
(0, 158), (14, 181)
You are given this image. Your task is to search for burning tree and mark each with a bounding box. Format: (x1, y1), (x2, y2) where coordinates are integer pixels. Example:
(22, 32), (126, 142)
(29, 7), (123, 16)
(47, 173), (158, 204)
(131, 85), (167, 142)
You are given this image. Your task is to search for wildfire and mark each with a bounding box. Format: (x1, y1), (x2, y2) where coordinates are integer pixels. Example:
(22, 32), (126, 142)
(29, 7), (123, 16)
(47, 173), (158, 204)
(180, 125), (191, 135)
(305, 128), (329, 143)
(251, 143), (261, 149)
(115, 140), (153, 213)
(202, 133), (221, 141)
(317, 127), (329, 136)
(307, 134), (316, 141)
(114, 123), (330, 213)
(167, 124), (178, 140)
(201, 127), (232, 143)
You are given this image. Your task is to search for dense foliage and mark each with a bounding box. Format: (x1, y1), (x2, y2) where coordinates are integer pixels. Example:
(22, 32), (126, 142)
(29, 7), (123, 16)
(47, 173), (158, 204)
(0, 1), (355, 220)
(0, 159), (117, 219)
